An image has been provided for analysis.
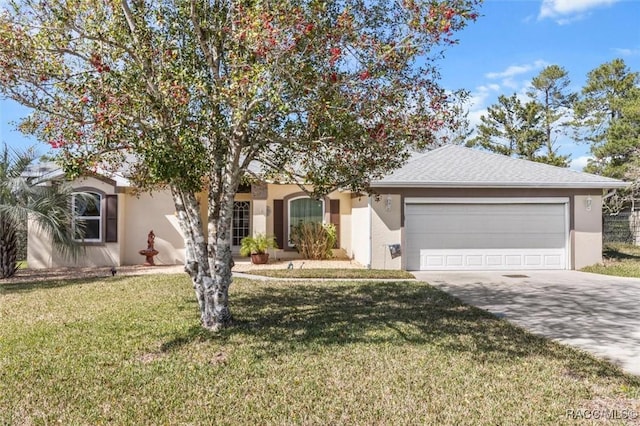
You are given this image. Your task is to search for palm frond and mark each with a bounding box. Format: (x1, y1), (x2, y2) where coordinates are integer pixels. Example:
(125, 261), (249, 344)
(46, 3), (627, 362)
(0, 144), (83, 264)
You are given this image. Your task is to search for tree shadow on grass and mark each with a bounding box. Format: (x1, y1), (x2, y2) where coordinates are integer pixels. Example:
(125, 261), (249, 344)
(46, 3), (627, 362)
(161, 280), (639, 384)
(0, 275), (130, 294)
(603, 244), (640, 261)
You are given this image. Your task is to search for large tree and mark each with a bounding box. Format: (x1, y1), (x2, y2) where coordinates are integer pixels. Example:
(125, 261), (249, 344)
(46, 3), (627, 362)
(592, 87), (640, 179)
(526, 65), (575, 167)
(572, 59), (640, 177)
(466, 93), (545, 161)
(0, 0), (480, 329)
(573, 58), (639, 148)
(0, 145), (81, 278)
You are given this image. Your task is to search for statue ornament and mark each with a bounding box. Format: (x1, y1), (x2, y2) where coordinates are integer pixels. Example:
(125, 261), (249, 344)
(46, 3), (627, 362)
(139, 230), (159, 266)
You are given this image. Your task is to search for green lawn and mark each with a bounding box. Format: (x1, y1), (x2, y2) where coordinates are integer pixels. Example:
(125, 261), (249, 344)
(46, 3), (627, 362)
(1, 274), (639, 425)
(243, 268), (415, 279)
(582, 243), (640, 277)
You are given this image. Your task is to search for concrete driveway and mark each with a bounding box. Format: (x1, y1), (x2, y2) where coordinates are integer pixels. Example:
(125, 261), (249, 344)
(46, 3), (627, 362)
(413, 270), (640, 377)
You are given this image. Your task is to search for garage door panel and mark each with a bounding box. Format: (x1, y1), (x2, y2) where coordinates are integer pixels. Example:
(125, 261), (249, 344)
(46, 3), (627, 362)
(405, 201), (567, 270)
(406, 233), (565, 250)
(420, 249), (565, 270)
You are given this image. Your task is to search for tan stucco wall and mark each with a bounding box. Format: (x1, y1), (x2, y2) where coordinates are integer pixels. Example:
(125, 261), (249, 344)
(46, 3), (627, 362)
(122, 191), (185, 266)
(367, 187), (607, 271)
(27, 177), (184, 268)
(370, 194), (402, 270)
(27, 220), (55, 269)
(28, 176), (122, 268)
(572, 194), (603, 269)
(262, 184), (353, 259)
(28, 181), (356, 268)
(350, 196), (370, 267)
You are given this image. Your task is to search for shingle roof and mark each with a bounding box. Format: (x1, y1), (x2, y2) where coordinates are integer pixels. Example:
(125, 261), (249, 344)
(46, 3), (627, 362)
(372, 145), (627, 189)
(23, 161), (131, 187)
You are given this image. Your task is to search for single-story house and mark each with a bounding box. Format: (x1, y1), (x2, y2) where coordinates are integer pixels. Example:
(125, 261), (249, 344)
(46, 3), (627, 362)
(28, 145), (627, 271)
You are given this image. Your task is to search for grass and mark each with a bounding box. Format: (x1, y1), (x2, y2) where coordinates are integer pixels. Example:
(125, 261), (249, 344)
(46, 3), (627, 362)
(582, 243), (640, 277)
(243, 268), (415, 279)
(1, 274), (639, 425)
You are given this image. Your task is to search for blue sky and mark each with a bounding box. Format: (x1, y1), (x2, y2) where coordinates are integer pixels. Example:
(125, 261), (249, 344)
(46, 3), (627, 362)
(1, 0), (639, 170)
(438, 0), (640, 169)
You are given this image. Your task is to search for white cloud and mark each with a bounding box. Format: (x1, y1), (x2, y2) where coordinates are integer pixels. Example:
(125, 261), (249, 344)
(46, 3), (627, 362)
(485, 60), (548, 80)
(539, 0), (618, 21)
(570, 155), (592, 171)
(501, 78), (520, 90)
(486, 65), (531, 80)
(613, 47), (640, 56)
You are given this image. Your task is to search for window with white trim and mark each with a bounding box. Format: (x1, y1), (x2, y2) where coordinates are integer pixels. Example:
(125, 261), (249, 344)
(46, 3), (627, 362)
(288, 197), (324, 247)
(73, 192), (102, 242)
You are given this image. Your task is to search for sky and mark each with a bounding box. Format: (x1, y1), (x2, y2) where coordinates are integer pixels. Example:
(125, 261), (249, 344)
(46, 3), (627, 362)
(0, 0), (639, 170)
(437, 0), (640, 170)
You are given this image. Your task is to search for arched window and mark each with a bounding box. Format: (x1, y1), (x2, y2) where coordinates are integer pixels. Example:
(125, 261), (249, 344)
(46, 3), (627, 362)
(72, 192), (102, 242)
(288, 196), (324, 247)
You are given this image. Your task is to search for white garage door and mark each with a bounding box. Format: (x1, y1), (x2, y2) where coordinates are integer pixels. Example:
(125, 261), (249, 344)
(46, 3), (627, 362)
(405, 198), (568, 271)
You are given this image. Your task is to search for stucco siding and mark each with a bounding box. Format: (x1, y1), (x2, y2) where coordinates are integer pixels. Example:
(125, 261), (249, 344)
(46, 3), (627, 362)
(28, 176), (122, 268)
(371, 187), (606, 271)
(263, 184), (353, 259)
(27, 220), (54, 269)
(350, 196), (369, 267)
(122, 191), (185, 266)
(370, 194), (402, 269)
(572, 194), (603, 269)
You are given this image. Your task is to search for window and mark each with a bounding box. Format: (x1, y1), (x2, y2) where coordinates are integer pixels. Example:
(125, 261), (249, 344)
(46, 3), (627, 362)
(73, 192), (102, 242)
(288, 197), (324, 247)
(232, 201), (251, 246)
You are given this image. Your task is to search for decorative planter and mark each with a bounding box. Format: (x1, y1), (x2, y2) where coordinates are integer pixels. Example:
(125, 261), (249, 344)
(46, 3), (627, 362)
(250, 253), (270, 264)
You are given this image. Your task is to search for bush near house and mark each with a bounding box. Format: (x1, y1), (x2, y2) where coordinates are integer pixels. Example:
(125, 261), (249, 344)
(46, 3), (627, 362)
(290, 222), (336, 260)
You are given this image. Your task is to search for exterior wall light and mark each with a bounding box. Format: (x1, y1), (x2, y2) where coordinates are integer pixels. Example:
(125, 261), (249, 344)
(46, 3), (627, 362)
(386, 195), (392, 212)
(585, 195), (592, 212)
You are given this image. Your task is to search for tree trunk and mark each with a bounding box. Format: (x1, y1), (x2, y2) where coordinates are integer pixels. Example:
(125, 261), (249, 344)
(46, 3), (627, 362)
(209, 189), (234, 329)
(0, 215), (18, 279)
(171, 186), (233, 331)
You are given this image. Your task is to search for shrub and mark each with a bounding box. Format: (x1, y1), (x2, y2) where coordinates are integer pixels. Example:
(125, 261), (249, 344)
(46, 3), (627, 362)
(290, 222), (336, 260)
(239, 234), (278, 256)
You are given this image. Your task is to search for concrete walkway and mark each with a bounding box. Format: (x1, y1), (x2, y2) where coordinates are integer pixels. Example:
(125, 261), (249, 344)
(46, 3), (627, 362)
(413, 270), (640, 377)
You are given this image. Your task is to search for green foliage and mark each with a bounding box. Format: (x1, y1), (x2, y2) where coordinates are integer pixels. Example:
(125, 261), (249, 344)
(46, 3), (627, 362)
(572, 59), (640, 212)
(467, 94), (545, 160)
(573, 58), (640, 149)
(290, 222), (336, 260)
(0, 144), (81, 278)
(525, 65), (574, 167)
(575, 59), (640, 177)
(0, 0), (481, 326)
(585, 87), (640, 179)
(468, 65), (575, 167)
(0, 0), (480, 196)
(239, 233), (278, 256)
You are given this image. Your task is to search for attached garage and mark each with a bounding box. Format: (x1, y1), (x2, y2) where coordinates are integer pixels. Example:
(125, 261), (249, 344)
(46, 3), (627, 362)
(404, 198), (568, 271)
(363, 145), (628, 271)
